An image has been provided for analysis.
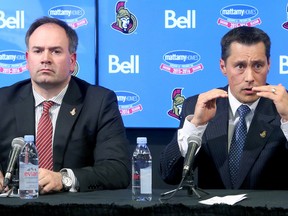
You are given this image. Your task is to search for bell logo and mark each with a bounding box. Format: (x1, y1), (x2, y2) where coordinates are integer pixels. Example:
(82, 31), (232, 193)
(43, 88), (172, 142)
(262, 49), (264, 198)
(165, 10), (196, 29)
(0, 10), (25, 29)
(108, 55), (139, 74)
(280, 55), (288, 74)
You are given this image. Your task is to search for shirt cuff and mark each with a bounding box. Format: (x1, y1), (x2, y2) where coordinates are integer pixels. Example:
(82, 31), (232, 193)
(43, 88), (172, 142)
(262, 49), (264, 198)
(281, 118), (288, 140)
(60, 168), (79, 192)
(177, 115), (207, 157)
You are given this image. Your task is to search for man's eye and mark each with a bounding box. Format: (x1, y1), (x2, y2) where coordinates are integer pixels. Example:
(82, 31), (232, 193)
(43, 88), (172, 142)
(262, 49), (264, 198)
(52, 50), (61, 54)
(254, 64), (263, 69)
(236, 64), (244, 69)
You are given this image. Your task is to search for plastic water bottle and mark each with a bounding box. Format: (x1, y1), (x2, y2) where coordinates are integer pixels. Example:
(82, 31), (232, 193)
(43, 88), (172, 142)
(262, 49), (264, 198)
(19, 135), (39, 199)
(132, 137), (152, 201)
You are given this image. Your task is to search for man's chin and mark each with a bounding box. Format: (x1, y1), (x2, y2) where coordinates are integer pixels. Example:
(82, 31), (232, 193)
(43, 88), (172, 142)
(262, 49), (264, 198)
(34, 79), (55, 87)
(241, 94), (260, 104)
(39, 79), (53, 84)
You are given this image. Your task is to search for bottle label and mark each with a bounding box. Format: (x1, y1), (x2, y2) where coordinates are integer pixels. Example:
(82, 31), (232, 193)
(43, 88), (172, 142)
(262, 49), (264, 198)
(140, 166), (152, 194)
(19, 162), (38, 190)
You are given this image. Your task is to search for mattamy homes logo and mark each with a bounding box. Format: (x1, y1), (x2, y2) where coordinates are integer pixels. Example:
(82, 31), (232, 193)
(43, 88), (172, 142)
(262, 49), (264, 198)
(0, 50), (27, 74)
(48, 5), (88, 29)
(217, 4), (261, 28)
(160, 50), (204, 75)
(116, 91), (143, 115)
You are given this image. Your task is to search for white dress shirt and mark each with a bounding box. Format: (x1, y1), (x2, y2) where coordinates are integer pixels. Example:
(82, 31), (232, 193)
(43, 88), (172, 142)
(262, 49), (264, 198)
(178, 87), (288, 157)
(33, 85), (78, 192)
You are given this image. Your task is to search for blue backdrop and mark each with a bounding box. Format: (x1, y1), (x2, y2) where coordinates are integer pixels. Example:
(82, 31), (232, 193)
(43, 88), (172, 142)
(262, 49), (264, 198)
(98, 1), (288, 128)
(0, 0), (96, 87)
(1, 1), (288, 128)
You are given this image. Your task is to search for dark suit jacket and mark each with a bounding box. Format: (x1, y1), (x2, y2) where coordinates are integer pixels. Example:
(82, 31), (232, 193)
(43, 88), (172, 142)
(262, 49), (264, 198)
(160, 86), (288, 189)
(0, 76), (130, 191)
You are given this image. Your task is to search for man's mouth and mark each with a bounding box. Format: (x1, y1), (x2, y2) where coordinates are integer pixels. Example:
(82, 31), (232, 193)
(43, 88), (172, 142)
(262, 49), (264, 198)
(39, 68), (53, 72)
(243, 87), (254, 94)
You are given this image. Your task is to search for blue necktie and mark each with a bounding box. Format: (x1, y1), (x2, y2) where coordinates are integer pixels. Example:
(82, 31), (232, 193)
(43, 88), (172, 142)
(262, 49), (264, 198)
(229, 104), (251, 188)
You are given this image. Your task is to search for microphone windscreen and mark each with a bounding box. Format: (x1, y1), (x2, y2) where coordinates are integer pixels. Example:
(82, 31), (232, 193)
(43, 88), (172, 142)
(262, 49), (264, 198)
(187, 135), (201, 147)
(11, 137), (25, 148)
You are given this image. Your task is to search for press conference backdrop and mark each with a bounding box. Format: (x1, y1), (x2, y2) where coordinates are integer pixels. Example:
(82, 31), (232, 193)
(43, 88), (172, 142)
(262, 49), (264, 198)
(1, 1), (288, 129)
(0, 0), (96, 87)
(98, 0), (288, 128)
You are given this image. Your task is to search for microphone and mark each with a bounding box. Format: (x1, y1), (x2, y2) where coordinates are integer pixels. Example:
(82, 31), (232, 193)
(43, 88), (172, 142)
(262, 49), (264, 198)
(2, 137), (25, 188)
(182, 135), (202, 178)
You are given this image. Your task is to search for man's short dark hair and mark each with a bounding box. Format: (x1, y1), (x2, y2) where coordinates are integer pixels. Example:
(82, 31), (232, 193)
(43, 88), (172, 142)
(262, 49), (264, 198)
(221, 26), (271, 62)
(25, 16), (78, 53)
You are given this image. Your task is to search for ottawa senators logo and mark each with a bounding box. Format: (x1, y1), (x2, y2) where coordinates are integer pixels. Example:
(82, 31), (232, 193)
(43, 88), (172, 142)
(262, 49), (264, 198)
(111, 1), (137, 34)
(168, 88), (185, 120)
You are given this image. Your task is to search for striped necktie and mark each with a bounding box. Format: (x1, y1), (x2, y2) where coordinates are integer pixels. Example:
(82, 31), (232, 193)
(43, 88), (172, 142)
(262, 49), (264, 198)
(37, 101), (54, 170)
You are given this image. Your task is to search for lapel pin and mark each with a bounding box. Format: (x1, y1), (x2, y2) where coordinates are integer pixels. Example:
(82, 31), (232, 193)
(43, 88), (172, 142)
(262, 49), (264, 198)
(70, 108), (76, 116)
(260, 131), (266, 138)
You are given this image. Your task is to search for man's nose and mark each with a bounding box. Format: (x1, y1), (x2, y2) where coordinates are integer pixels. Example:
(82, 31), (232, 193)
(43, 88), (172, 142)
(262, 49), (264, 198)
(41, 51), (52, 64)
(245, 68), (255, 82)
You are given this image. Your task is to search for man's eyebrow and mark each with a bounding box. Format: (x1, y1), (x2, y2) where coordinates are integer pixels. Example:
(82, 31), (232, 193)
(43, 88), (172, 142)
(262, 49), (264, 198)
(31, 46), (63, 50)
(252, 59), (266, 64)
(31, 46), (42, 49)
(233, 60), (246, 65)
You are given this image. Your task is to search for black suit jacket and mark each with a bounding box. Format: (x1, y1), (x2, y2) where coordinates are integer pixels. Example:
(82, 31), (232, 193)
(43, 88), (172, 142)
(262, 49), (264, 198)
(160, 86), (288, 189)
(0, 76), (130, 191)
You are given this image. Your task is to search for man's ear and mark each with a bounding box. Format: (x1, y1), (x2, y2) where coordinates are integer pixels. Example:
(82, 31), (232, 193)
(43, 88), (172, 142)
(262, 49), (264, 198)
(220, 59), (227, 76)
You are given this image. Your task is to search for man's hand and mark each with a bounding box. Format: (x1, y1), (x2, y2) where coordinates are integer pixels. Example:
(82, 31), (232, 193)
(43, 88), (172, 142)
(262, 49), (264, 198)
(0, 171), (4, 192)
(38, 168), (63, 194)
(191, 89), (228, 126)
(0, 171), (9, 193)
(253, 84), (288, 122)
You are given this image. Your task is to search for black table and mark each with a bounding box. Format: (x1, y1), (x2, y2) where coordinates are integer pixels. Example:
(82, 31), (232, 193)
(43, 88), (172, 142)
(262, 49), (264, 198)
(0, 188), (288, 215)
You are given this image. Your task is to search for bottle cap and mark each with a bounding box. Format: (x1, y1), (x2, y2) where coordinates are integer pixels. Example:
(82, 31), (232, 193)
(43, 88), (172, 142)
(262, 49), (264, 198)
(137, 137), (147, 144)
(24, 135), (34, 142)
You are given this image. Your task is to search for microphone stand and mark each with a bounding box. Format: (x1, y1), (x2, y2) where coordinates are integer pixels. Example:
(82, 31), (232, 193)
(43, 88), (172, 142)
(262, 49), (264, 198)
(181, 169), (208, 198)
(10, 167), (19, 196)
(1, 168), (19, 197)
(159, 168), (209, 202)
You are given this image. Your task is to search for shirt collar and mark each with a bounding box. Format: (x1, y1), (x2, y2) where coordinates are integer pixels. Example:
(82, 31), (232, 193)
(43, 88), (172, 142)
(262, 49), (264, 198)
(228, 86), (259, 117)
(33, 84), (69, 107)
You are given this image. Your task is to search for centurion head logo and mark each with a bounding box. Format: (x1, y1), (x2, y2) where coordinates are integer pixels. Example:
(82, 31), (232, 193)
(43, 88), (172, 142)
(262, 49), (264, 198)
(282, 3), (288, 30)
(167, 88), (185, 120)
(111, 1), (137, 34)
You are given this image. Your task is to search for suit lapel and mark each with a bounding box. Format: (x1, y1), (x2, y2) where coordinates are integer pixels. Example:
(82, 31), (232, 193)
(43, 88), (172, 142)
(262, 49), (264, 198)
(53, 78), (84, 170)
(206, 97), (278, 189)
(235, 98), (276, 188)
(14, 83), (35, 136)
(205, 98), (232, 188)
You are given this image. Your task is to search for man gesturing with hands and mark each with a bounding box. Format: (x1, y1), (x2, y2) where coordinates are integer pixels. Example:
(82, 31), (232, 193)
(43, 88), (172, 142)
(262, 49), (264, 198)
(160, 26), (288, 190)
